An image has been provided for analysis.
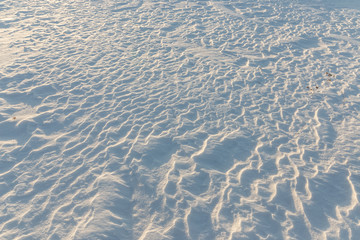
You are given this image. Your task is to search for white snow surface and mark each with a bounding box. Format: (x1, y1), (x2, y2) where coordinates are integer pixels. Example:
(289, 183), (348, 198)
(1, 0), (360, 239)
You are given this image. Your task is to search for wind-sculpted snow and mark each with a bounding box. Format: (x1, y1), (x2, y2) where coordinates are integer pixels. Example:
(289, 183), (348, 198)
(0, 0), (359, 239)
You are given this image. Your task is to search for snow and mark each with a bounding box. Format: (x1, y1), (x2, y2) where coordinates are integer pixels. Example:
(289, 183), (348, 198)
(0, 0), (359, 239)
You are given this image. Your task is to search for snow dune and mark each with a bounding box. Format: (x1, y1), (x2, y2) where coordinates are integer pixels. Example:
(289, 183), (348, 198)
(0, 0), (359, 239)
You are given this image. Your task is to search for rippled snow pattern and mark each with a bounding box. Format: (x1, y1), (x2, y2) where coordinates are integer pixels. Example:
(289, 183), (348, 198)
(0, 0), (359, 239)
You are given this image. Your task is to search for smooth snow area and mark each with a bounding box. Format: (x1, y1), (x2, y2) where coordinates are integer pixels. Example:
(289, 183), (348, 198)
(1, 0), (359, 239)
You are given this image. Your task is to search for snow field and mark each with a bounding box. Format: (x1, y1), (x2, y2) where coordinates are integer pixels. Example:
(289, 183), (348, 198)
(0, 0), (359, 239)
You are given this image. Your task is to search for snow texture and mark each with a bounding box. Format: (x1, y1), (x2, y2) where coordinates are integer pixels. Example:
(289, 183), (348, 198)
(0, 0), (359, 239)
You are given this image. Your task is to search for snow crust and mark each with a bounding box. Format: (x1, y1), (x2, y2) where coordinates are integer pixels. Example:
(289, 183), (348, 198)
(1, 0), (359, 239)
